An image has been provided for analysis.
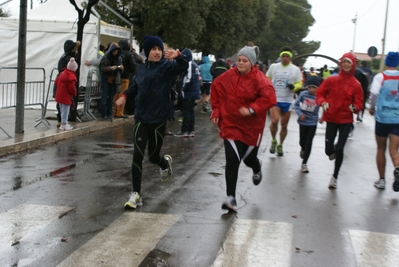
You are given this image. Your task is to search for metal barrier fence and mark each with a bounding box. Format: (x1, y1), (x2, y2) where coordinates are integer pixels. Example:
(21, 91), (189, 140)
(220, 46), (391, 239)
(0, 67), (50, 137)
(45, 68), (101, 121)
(44, 67), (58, 119)
(81, 69), (101, 120)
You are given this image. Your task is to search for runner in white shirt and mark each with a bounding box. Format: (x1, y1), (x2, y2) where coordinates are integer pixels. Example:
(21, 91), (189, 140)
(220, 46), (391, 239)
(266, 46), (303, 156)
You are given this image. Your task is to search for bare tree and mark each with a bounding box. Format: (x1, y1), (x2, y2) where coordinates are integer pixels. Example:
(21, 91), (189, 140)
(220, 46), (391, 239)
(68, 0), (99, 121)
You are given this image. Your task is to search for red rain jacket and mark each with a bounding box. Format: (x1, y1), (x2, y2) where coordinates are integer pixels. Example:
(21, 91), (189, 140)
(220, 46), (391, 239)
(210, 66), (276, 146)
(316, 52), (364, 124)
(55, 69), (77, 105)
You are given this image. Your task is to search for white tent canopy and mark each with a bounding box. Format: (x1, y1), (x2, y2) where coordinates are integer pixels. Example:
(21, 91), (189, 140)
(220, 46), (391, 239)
(0, 0), (136, 86)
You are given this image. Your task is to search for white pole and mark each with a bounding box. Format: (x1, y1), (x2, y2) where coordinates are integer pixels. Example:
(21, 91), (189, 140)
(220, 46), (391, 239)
(352, 13), (357, 53)
(379, 0), (389, 71)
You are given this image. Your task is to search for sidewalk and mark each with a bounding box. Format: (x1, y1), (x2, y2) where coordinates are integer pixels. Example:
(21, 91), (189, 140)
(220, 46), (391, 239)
(0, 107), (134, 157)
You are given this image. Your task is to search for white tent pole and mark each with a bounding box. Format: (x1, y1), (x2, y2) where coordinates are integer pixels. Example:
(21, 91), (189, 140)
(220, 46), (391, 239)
(91, 6), (102, 54)
(0, 0), (13, 7)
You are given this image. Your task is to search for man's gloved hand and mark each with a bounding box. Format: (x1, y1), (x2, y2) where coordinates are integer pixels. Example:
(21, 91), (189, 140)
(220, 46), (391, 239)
(321, 102), (329, 112)
(349, 104), (356, 113)
(286, 83), (295, 90)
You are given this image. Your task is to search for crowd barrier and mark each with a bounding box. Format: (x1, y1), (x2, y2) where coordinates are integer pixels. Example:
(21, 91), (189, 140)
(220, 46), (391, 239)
(45, 68), (101, 122)
(0, 67), (102, 137)
(0, 67), (50, 137)
(81, 69), (101, 120)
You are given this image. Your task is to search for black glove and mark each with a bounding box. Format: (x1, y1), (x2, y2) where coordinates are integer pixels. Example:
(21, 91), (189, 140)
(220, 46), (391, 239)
(286, 83), (295, 90)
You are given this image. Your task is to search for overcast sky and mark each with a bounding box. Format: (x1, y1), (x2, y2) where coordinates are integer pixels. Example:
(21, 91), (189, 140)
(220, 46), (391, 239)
(3, 0), (399, 69)
(304, 0), (399, 68)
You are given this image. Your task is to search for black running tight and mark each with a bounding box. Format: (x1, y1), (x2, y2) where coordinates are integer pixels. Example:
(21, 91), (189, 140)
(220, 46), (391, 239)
(131, 121), (168, 193)
(224, 139), (260, 198)
(325, 122), (352, 179)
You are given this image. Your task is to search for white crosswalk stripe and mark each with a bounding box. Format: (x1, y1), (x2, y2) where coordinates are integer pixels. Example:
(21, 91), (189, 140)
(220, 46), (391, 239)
(57, 212), (179, 267)
(349, 229), (399, 267)
(1, 204), (399, 266)
(212, 219), (293, 267)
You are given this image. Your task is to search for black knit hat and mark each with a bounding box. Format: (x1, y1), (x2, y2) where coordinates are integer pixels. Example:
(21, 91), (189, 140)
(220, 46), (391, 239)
(305, 75), (321, 88)
(142, 35), (164, 58)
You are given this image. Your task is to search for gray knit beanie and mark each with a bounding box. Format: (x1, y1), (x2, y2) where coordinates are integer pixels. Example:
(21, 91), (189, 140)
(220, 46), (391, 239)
(237, 46), (260, 66)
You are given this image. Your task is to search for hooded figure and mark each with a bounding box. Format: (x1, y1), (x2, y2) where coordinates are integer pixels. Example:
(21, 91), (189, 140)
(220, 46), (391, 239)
(98, 42), (123, 120)
(58, 40), (81, 72)
(315, 52), (364, 189)
(316, 52), (364, 124)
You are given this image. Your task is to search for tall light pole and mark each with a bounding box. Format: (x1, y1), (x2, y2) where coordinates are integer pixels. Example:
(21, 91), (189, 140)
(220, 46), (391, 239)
(379, 0), (389, 71)
(352, 13), (358, 53)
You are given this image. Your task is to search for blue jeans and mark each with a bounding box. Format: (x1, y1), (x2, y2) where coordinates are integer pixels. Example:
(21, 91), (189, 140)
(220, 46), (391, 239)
(101, 78), (116, 118)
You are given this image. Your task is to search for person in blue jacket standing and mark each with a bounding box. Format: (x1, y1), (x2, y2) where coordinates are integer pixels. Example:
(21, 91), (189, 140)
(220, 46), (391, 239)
(174, 48), (201, 137)
(199, 54), (213, 113)
(293, 75), (321, 173)
(115, 35), (188, 209)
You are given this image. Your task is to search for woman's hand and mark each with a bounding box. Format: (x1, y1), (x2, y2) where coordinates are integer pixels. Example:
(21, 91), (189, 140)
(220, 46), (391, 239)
(211, 118), (219, 124)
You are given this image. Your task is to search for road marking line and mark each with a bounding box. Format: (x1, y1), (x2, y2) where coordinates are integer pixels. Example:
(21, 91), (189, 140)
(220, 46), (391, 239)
(349, 229), (399, 267)
(212, 219), (292, 267)
(0, 204), (74, 246)
(57, 212), (179, 267)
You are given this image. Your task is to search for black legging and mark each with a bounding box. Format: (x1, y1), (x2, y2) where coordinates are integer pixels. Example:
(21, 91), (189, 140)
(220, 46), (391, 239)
(325, 122), (352, 179)
(299, 125), (317, 164)
(224, 139), (261, 198)
(131, 121), (168, 194)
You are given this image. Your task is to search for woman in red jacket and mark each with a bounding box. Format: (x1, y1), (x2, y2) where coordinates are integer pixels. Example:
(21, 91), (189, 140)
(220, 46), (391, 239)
(55, 58), (78, 131)
(316, 52), (363, 189)
(210, 46), (276, 212)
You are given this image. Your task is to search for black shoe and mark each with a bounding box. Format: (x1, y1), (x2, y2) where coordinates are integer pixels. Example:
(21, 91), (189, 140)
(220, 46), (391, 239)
(393, 167), (399, 192)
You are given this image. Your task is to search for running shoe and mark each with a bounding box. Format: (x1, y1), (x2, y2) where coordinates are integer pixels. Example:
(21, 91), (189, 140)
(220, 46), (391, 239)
(221, 195), (237, 212)
(59, 124), (73, 131)
(301, 164), (309, 173)
(252, 160), (263, 186)
(276, 144), (283, 156)
(160, 155), (173, 182)
(374, 178), (386, 189)
(269, 139), (277, 154)
(328, 176), (337, 189)
(393, 167), (399, 192)
(124, 192), (142, 209)
(174, 131), (189, 138)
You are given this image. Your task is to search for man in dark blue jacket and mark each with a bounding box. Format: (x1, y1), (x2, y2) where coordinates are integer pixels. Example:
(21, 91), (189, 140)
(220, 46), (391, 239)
(174, 48), (201, 138)
(115, 35), (188, 209)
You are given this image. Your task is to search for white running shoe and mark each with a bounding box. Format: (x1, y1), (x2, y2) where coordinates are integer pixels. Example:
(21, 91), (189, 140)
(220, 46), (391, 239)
(124, 192), (142, 209)
(160, 155), (173, 182)
(301, 164), (309, 173)
(221, 195), (237, 212)
(374, 178), (386, 189)
(328, 176), (337, 189)
(59, 124), (73, 131)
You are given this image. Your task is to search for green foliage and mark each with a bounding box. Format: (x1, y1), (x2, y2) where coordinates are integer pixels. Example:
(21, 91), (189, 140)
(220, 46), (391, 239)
(0, 8), (11, 17)
(93, 0), (320, 64)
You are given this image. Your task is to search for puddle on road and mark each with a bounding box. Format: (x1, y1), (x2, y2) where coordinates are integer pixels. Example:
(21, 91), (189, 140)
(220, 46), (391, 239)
(97, 143), (134, 149)
(139, 249), (171, 267)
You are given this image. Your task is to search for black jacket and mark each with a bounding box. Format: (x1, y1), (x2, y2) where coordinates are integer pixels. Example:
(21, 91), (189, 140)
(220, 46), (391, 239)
(210, 58), (230, 80)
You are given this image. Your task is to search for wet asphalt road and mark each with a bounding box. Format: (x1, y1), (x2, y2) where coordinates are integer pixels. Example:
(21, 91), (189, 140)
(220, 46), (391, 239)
(1, 109), (399, 267)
